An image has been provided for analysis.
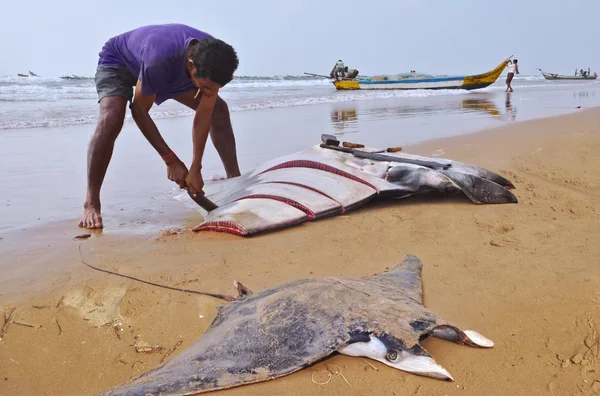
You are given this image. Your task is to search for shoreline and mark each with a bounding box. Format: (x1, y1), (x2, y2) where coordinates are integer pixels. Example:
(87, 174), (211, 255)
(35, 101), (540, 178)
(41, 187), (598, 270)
(2, 108), (600, 395)
(0, 93), (591, 235)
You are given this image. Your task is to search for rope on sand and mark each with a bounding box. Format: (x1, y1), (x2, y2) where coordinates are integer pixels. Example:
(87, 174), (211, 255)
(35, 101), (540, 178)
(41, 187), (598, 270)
(77, 243), (235, 301)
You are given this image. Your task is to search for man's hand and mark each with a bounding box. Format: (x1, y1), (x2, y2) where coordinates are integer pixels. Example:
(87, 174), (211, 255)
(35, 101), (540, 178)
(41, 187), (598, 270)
(185, 163), (204, 196)
(166, 158), (189, 189)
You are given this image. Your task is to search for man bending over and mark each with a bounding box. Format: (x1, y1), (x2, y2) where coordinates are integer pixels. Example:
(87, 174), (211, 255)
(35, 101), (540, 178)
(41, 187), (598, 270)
(79, 24), (240, 229)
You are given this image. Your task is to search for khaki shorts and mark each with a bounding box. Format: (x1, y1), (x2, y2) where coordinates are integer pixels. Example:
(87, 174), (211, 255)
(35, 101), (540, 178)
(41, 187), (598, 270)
(94, 66), (138, 103)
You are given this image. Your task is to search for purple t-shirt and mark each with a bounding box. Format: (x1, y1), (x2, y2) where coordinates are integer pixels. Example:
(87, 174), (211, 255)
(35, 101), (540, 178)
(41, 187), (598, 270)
(98, 24), (213, 105)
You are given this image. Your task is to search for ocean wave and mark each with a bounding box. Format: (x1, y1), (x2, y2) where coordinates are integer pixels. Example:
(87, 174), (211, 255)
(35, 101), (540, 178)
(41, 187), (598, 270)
(0, 87), (469, 130)
(228, 79), (331, 89)
(0, 75), (78, 83)
(0, 76), (96, 102)
(512, 75), (545, 81)
(0, 115), (99, 130)
(0, 93), (97, 102)
(0, 84), (95, 94)
(233, 75), (326, 81)
(228, 88), (467, 112)
(0, 75), (334, 101)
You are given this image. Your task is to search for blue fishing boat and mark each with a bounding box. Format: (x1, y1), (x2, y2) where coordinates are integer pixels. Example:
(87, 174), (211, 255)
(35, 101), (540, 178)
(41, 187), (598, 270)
(334, 57), (511, 91)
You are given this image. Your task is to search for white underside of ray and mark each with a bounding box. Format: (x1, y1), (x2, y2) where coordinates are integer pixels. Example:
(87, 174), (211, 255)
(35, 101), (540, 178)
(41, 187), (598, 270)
(338, 335), (388, 358)
(463, 330), (494, 347)
(337, 335), (453, 381)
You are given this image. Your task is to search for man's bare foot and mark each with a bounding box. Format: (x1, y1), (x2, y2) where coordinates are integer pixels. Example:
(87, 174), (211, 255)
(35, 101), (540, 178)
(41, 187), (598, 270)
(79, 204), (103, 229)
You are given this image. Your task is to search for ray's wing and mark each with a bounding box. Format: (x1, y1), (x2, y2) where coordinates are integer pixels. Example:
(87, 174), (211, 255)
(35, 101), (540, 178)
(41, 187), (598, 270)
(104, 280), (353, 396)
(360, 255), (424, 304)
(441, 170), (518, 204)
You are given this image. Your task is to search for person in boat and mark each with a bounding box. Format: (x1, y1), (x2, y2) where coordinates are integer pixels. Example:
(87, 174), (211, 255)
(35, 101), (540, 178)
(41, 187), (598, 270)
(588, 68), (591, 77)
(575, 69), (578, 76)
(79, 24), (241, 229)
(330, 60), (346, 80)
(505, 59), (519, 92)
(580, 69), (585, 77)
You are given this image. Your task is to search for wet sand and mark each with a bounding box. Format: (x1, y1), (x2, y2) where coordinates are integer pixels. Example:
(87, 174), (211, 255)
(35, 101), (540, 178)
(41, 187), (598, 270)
(1, 108), (600, 395)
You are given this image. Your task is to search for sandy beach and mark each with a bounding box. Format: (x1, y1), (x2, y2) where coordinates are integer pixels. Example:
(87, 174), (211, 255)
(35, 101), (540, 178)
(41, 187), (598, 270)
(1, 106), (599, 395)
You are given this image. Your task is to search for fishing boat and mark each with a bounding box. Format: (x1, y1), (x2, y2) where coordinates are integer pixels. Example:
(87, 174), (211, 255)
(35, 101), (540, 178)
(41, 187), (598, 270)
(332, 57), (512, 91)
(538, 69), (597, 81)
(60, 74), (93, 80)
(17, 71), (40, 77)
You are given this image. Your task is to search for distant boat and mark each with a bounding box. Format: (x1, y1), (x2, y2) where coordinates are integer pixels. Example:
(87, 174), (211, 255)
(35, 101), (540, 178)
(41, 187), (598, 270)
(17, 73), (29, 77)
(60, 74), (93, 80)
(538, 69), (597, 80)
(28, 71), (40, 77)
(333, 57), (512, 91)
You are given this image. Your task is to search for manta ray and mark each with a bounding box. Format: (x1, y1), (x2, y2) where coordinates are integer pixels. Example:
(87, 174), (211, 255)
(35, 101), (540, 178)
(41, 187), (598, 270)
(184, 142), (517, 236)
(103, 255), (493, 395)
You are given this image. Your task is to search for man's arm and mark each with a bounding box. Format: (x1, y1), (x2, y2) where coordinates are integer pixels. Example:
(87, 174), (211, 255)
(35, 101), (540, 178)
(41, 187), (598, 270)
(185, 89), (219, 196)
(130, 80), (189, 188)
(172, 91), (240, 181)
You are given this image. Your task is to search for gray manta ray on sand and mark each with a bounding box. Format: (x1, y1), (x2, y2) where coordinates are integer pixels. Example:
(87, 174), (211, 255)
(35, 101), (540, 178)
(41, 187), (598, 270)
(186, 142), (517, 236)
(103, 255), (494, 396)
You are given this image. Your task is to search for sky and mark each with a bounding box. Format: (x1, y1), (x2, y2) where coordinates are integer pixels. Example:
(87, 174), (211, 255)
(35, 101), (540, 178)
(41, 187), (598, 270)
(1, 0), (599, 77)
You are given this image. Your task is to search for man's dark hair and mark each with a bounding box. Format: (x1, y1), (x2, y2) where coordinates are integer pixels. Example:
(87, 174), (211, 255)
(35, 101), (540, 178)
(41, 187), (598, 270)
(190, 38), (239, 86)
(513, 59), (518, 63)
